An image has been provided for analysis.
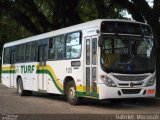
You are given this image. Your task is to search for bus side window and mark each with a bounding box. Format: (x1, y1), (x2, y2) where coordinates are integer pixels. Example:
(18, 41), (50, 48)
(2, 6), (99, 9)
(92, 38), (97, 65)
(25, 42), (37, 62)
(25, 43), (31, 61)
(66, 32), (81, 59)
(3, 48), (10, 64)
(48, 35), (65, 60)
(21, 44), (26, 62)
(30, 42), (37, 61)
(16, 45), (21, 62)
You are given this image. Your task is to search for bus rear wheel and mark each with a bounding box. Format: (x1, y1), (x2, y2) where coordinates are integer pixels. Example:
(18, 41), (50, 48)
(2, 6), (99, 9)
(66, 81), (81, 105)
(17, 78), (32, 96)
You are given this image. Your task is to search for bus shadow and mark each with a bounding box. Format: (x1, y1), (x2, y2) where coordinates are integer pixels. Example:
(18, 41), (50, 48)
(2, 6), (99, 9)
(81, 98), (160, 109)
(32, 92), (67, 102)
(13, 91), (160, 109)
(32, 92), (160, 109)
(13, 91), (67, 102)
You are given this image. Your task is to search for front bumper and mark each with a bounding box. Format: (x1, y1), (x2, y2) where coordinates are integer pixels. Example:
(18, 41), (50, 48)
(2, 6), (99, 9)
(98, 83), (156, 100)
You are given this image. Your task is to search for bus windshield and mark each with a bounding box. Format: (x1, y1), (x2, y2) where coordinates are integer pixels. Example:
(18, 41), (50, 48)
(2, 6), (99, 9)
(101, 35), (155, 74)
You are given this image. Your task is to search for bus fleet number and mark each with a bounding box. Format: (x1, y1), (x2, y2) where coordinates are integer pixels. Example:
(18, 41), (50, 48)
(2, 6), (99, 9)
(66, 67), (72, 73)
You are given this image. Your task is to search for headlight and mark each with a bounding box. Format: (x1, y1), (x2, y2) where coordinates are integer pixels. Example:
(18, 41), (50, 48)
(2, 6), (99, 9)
(145, 76), (155, 87)
(100, 75), (117, 87)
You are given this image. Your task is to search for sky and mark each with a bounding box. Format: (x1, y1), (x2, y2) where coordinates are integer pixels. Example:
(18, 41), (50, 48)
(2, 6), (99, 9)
(123, 0), (153, 19)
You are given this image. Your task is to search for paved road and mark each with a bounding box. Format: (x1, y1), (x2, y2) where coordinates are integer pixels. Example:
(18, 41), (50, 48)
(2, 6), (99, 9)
(0, 83), (160, 118)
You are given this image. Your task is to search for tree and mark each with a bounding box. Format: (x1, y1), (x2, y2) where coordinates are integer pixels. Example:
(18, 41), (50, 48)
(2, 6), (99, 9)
(0, 0), (126, 48)
(110, 0), (160, 96)
(79, 0), (128, 21)
(0, 0), (82, 35)
(0, 0), (83, 55)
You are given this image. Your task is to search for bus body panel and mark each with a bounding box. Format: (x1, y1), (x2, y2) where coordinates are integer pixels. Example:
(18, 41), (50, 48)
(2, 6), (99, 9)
(46, 60), (84, 94)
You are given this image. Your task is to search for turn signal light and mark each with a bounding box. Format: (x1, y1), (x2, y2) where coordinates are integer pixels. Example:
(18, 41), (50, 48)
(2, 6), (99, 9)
(147, 89), (156, 94)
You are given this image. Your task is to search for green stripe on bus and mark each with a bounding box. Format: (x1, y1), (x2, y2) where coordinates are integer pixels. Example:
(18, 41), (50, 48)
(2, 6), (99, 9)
(1, 70), (16, 73)
(76, 91), (85, 97)
(76, 91), (99, 99)
(36, 69), (64, 94)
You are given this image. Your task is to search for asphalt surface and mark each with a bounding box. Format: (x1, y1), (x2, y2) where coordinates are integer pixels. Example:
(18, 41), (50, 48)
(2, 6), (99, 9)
(0, 84), (160, 119)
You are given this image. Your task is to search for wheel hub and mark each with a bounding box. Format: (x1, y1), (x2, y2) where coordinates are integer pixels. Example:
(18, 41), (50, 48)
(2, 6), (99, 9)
(68, 87), (76, 100)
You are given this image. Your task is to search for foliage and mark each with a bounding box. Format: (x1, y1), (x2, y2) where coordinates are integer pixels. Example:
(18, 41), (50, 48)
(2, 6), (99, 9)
(0, 11), (32, 54)
(0, 0), (125, 48)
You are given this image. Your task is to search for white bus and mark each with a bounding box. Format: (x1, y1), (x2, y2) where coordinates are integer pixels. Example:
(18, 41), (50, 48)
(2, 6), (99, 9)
(1, 19), (156, 105)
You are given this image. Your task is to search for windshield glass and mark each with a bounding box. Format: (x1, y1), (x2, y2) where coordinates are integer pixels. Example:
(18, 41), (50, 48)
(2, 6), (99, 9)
(101, 35), (155, 73)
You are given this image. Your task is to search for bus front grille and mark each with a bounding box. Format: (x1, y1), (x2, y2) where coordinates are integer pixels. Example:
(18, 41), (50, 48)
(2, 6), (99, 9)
(121, 89), (141, 94)
(113, 75), (148, 81)
(118, 82), (143, 87)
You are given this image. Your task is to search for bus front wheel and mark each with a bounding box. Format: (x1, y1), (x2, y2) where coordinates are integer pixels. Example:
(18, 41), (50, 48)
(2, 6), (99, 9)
(66, 81), (80, 105)
(17, 78), (32, 96)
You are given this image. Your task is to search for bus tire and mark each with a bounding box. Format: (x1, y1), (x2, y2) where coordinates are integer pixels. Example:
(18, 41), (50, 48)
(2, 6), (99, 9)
(66, 81), (80, 105)
(17, 78), (32, 96)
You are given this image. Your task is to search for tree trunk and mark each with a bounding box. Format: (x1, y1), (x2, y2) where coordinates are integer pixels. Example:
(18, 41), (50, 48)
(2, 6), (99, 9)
(151, 22), (160, 97)
(147, 19), (160, 97)
(156, 33), (160, 97)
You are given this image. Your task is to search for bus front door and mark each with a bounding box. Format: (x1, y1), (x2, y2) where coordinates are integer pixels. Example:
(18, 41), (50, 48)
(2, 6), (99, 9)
(10, 50), (15, 87)
(85, 36), (98, 96)
(38, 45), (47, 91)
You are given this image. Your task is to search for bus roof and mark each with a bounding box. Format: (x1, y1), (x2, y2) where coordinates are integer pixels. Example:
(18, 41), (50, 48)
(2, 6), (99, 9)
(3, 19), (147, 48)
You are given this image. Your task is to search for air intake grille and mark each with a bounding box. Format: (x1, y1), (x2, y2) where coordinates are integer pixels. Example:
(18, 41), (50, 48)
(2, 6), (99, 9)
(122, 89), (141, 94)
(113, 75), (148, 81)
